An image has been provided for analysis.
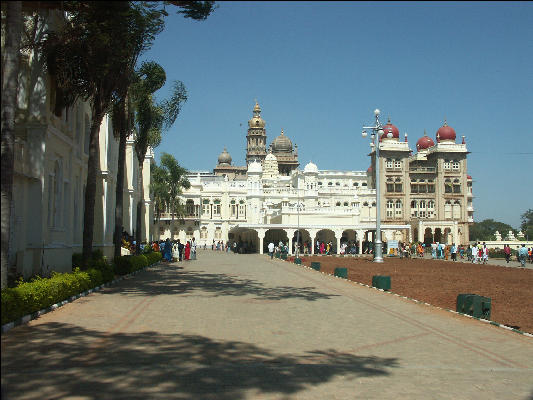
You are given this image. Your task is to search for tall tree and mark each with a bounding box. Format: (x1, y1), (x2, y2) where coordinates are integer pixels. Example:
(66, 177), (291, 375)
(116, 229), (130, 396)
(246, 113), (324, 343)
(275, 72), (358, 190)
(520, 209), (533, 240)
(42, 2), (166, 264)
(1, 1), (23, 288)
(469, 219), (516, 241)
(131, 61), (188, 252)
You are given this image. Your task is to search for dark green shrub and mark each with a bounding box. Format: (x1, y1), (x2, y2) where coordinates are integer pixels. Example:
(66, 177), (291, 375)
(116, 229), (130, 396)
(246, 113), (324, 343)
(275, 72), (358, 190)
(145, 251), (162, 265)
(114, 256), (132, 275)
(1, 267), (107, 325)
(72, 249), (106, 269)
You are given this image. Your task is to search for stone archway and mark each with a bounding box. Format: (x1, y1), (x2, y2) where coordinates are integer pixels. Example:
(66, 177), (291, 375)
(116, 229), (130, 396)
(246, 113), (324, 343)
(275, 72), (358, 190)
(229, 227), (259, 254)
(424, 227), (433, 245)
(434, 228), (442, 244)
(265, 229), (289, 253)
(444, 228), (452, 244)
(315, 229), (336, 254)
(291, 229), (311, 255)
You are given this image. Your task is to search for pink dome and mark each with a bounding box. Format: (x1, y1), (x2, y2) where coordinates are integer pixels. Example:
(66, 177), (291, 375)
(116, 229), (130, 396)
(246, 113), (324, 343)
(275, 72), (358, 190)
(416, 133), (435, 150)
(381, 119), (399, 140)
(436, 121), (456, 142)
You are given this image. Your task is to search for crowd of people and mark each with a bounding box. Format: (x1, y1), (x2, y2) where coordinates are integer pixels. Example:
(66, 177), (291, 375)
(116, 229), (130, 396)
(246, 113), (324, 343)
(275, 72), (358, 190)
(151, 237), (197, 262)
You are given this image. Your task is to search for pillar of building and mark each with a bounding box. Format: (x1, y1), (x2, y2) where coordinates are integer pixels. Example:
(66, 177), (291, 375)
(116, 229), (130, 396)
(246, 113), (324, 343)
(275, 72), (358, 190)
(308, 229), (318, 255)
(284, 228), (296, 254)
(335, 230), (342, 255)
(257, 229), (266, 255)
(357, 230), (364, 255)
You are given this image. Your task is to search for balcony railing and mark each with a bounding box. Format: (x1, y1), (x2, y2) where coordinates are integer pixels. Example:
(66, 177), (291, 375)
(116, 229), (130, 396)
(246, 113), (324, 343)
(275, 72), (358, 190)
(409, 167), (436, 173)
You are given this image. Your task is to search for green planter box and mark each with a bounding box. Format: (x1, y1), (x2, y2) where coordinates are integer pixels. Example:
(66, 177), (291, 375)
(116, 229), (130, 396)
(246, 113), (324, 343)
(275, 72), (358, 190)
(372, 275), (391, 291)
(334, 267), (348, 279)
(281, 253), (287, 260)
(294, 258), (302, 265)
(456, 294), (491, 320)
(311, 262), (321, 271)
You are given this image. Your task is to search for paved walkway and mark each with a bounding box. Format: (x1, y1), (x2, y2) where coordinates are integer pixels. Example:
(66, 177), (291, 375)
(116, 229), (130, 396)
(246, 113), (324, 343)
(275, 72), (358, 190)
(2, 250), (532, 400)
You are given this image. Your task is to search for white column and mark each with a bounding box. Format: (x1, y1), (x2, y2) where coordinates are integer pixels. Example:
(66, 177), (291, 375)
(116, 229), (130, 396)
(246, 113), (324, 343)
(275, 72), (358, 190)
(257, 229), (265, 255)
(285, 229), (295, 254)
(309, 229), (318, 255)
(357, 230), (364, 255)
(335, 230), (342, 255)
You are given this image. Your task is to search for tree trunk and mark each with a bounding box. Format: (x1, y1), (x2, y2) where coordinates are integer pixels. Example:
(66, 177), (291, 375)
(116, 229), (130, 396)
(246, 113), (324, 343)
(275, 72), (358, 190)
(135, 163), (144, 254)
(82, 102), (104, 265)
(113, 98), (128, 260)
(1, 1), (23, 289)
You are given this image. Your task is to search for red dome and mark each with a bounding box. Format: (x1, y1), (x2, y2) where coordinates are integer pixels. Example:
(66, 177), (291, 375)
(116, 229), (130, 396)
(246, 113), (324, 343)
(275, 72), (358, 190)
(381, 120), (399, 139)
(436, 121), (456, 142)
(467, 175), (472, 180)
(416, 135), (435, 150)
(367, 165), (373, 173)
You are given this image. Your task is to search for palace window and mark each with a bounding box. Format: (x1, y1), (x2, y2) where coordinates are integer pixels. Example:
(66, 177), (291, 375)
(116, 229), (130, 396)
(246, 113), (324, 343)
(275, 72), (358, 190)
(238, 200), (246, 218)
(363, 202), (369, 207)
(230, 200), (237, 217)
(453, 200), (461, 219)
(214, 227), (222, 239)
(445, 200), (452, 219)
(344, 202), (349, 207)
(428, 179), (435, 193)
(200, 227), (207, 239)
(395, 200), (402, 217)
(444, 179), (452, 193)
(452, 160), (460, 170)
(453, 178), (461, 193)
(386, 200), (394, 218)
(386, 158), (393, 169)
(336, 201), (341, 207)
(353, 182), (359, 187)
(386, 177), (394, 193)
(395, 177), (403, 192)
(202, 199), (211, 216)
(213, 199), (221, 216)
(186, 199), (195, 216)
(362, 182), (367, 187)
(394, 159), (402, 169)
(444, 159), (451, 170)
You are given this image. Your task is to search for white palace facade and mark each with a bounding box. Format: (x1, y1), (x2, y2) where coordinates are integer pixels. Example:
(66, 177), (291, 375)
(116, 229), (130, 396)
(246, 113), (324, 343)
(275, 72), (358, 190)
(154, 102), (474, 254)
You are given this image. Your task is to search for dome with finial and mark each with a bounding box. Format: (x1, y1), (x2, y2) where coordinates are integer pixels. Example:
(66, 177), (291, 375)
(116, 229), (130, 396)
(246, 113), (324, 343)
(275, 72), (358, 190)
(247, 160), (262, 174)
(416, 130), (435, 151)
(381, 118), (400, 140)
(217, 147), (232, 165)
(436, 119), (456, 142)
(272, 129), (293, 152)
(248, 100), (266, 128)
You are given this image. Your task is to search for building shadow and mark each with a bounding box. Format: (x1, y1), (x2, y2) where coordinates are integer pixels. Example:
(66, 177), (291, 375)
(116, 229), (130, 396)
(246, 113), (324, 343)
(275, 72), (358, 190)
(1, 322), (399, 399)
(106, 264), (339, 302)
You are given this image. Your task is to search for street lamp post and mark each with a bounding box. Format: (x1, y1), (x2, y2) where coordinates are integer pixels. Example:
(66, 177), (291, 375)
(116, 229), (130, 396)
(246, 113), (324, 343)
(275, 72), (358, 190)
(295, 176), (301, 258)
(362, 109), (384, 263)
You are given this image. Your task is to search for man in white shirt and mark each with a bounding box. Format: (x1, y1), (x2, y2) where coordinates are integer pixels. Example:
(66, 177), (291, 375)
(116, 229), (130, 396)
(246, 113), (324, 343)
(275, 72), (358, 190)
(268, 242), (275, 259)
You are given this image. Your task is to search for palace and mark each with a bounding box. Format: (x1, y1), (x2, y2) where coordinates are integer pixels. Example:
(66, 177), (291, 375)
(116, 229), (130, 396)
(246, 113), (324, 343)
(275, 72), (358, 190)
(154, 102), (474, 253)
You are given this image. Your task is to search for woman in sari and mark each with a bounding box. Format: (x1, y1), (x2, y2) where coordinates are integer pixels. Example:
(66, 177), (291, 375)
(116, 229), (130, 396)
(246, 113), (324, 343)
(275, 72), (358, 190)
(185, 241), (191, 260)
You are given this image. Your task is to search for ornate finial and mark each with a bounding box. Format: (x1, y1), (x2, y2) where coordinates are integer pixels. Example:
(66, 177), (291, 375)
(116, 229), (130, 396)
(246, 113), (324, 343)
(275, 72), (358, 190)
(387, 117), (391, 124)
(424, 129), (427, 136)
(462, 135), (465, 144)
(281, 128), (284, 135)
(443, 117), (448, 126)
(404, 132), (408, 142)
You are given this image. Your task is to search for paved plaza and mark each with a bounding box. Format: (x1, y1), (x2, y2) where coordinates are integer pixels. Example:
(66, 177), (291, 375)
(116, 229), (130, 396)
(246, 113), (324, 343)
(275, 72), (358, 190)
(2, 250), (532, 400)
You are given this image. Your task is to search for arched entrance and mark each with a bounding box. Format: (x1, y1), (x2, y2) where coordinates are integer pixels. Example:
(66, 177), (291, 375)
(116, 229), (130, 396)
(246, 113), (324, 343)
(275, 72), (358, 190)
(424, 228), (433, 245)
(292, 229), (311, 255)
(265, 229), (289, 253)
(341, 229), (358, 254)
(434, 228), (442, 244)
(315, 229), (336, 254)
(229, 227), (259, 254)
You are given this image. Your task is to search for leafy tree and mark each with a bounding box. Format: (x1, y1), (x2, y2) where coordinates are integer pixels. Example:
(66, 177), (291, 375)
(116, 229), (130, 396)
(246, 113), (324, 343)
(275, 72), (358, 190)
(469, 219), (516, 241)
(151, 153), (190, 224)
(41, 2), (166, 265)
(520, 209), (533, 240)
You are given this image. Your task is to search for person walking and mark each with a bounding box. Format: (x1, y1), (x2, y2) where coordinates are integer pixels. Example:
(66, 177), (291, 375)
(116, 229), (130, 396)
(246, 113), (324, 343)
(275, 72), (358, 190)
(518, 244), (528, 268)
(191, 237), (197, 260)
(177, 239), (184, 261)
(451, 243), (457, 261)
(268, 241), (275, 259)
(184, 241), (191, 260)
(482, 243), (489, 264)
(504, 244), (511, 264)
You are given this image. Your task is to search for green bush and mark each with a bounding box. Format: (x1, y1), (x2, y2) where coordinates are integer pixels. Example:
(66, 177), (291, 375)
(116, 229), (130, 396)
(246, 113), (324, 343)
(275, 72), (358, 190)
(72, 249), (106, 269)
(113, 253), (158, 276)
(1, 267), (108, 326)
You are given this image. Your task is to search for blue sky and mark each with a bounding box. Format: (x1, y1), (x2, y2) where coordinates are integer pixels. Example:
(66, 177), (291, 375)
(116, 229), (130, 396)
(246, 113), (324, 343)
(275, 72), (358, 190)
(140, 1), (533, 229)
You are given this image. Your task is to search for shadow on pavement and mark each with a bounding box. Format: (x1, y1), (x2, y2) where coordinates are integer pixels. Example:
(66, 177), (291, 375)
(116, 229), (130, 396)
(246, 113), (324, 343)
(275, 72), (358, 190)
(107, 264), (338, 302)
(2, 322), (399, 399)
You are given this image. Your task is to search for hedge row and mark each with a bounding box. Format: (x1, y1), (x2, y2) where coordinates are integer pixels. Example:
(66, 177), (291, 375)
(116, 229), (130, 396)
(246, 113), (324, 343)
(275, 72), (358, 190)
(113, 252), (162, 275)
(1, 251), (162, 326)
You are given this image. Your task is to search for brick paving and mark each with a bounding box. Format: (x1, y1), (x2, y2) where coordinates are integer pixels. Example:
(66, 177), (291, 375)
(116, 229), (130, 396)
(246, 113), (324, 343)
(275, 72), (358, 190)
(2, 250), (532, 399)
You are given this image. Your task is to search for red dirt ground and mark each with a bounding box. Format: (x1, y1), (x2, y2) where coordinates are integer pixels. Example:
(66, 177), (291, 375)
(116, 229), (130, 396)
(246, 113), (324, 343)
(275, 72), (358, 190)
(293, 256), (533, 334)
